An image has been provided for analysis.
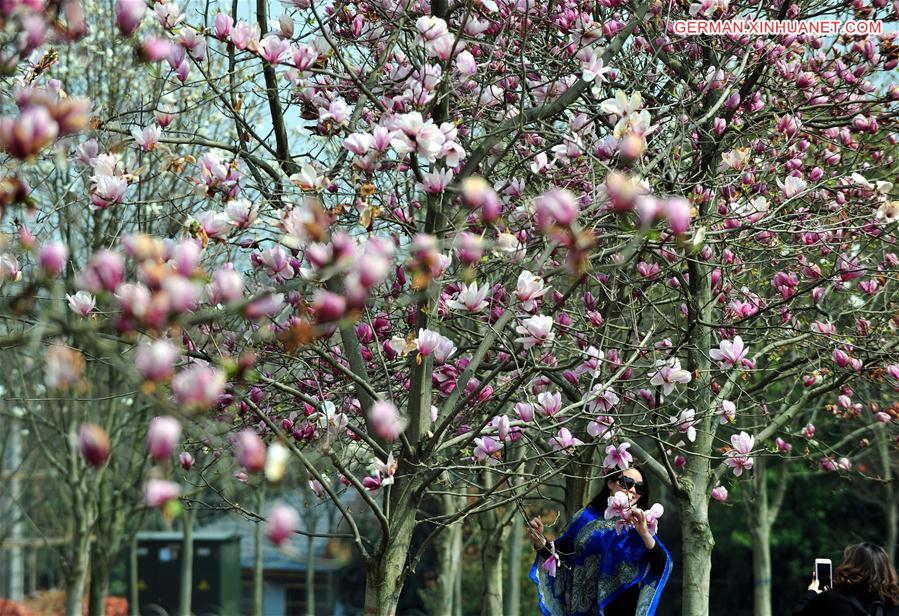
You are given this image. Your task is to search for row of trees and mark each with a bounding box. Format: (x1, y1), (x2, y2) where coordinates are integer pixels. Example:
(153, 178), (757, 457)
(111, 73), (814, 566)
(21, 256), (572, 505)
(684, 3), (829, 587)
(1, 0), (897, 615)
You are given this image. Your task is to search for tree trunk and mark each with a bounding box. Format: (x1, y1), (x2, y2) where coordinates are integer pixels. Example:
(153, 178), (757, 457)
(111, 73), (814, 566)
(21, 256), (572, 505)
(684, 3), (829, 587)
(505, 514), (523, 616)
(678, 477), (714, 616)
(129, 536), (140, 616)
(748, 456), (773, 616)
(306, 534), (315, 616)
(363, 504), (416, 616)
(253, 487), (266, 616)
(435, 495), (462, 616)
(65, 543), (91, 616)
(878, 424), (897, 562)
(479, 470), (510, 616)
(88, 548), (111, 616)
(750, 522), (772, 616)
(179, 508), (196, 616)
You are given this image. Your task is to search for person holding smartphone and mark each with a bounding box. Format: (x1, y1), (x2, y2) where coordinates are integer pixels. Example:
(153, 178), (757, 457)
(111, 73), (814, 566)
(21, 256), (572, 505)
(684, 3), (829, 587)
(527, 466), (672, 616)
(793, 543), (899, 616)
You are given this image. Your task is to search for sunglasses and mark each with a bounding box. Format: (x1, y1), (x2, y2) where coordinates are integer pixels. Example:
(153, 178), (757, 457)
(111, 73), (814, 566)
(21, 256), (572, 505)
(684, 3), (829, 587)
(617, 476), (646, 495)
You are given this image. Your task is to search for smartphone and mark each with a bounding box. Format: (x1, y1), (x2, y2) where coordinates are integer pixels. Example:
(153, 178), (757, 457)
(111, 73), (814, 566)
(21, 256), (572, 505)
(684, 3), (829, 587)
(815, 558), (832, 589)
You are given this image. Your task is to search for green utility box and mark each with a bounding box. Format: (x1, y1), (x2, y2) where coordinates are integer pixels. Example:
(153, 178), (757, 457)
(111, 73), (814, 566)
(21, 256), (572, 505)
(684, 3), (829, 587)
(131, 531), (241, 615)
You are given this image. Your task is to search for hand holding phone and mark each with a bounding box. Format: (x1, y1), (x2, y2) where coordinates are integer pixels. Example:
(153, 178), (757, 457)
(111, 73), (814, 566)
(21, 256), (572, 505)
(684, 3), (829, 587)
(815, 558), (833, 591)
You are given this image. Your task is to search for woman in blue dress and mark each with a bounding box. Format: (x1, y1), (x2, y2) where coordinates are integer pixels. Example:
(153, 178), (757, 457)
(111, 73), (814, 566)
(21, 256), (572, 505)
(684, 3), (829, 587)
(527, 466), (672, 616)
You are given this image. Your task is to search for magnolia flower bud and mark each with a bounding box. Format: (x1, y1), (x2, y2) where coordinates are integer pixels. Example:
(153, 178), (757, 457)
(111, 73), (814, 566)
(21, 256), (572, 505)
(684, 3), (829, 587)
(237, 430), (266, 472)
(39, 242), (69, 277)
(266, 504), (299, 546)
(147, 416), (182, 461)
(179, 452), (194, 470)
(78, 423), (110, 467)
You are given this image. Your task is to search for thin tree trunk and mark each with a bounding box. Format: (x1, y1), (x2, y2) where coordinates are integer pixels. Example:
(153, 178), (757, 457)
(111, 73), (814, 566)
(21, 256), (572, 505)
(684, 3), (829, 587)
(306, 534), (315, 616)
(479, 470), (510, 616)
(435, 494), (462, 616)
(362, 504), (416, 616)
(179, 508), (196, 616)
(65, 539), (91, 616)
(129, 536), (140, 616)
(678, 489), (714, 616)
(505, 514), (523, 616)
(879, 424), (897, 562)
(88, 548), (111, 616)
(746, 456), (772, 616)
(253, 487), (266, 616)
(750, 522), (772, 616)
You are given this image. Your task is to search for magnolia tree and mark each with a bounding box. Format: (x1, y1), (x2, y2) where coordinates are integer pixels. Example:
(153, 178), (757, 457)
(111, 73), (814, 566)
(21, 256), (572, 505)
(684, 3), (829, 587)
(1, 0), (898, 615)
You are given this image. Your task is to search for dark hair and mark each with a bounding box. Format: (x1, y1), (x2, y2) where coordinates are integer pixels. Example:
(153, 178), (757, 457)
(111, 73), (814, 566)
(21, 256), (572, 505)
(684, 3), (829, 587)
(588, 465), (651, 512)
(834, 542), (899, 607)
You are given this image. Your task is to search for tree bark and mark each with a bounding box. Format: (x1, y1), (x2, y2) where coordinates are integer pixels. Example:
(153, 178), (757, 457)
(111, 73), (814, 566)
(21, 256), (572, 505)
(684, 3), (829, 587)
(747, 456), (775, 616)
(435, 494), (463, 616)
(878, 425), (897, 562)
(65, 539), (91, 616)
(363, 503), (417, 616)
(479, 471), (509, 616)
(179, 508), (196, 616)
(306, 534), (315, 616)
(678, 486), (714, 616)
(88, 547), (111, 616)
(505, 514), (523, 616)
(253, 487), (265, 616)
(129, 536), (140, 616)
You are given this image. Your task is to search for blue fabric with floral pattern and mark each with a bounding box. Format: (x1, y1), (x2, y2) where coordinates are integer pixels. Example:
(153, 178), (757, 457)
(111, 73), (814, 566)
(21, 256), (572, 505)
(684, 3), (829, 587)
(530, 505), (672, 616)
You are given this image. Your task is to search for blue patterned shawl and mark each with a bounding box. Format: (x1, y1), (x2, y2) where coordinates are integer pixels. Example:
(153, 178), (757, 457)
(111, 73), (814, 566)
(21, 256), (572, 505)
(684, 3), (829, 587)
(530, 505), (672, 616)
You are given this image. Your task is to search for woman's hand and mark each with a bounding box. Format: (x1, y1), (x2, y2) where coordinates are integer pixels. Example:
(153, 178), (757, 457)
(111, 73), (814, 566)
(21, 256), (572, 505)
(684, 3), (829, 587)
(808, 571), (821, 593)
(631, 508), (656, 550)
(527, 516), (546, 550)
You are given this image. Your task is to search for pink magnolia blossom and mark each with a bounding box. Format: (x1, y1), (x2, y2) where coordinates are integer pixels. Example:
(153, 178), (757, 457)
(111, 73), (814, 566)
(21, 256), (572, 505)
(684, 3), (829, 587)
(209, 267), (244, 304)
(369, 400), (408, 441)
(171, 365), (226, 410)
(536, 392), (563, 418)
(515, 271), (548, 312)
(78, 423), (110, 467)
(542, 550), (560, 578)
(144, 479), (182, 508)
(644, 503), (664, 535)
(671, 409), (698, 442)
(115, 0), (145, 35)
(135, 340), (178, 381)
(491, 415), (511, 441)
(66, 291), (96, 317)
(709, 336), (751, 370)
(311, 290), (346, 323)
(131, 124), (161, 151)
(534, 189), (578, 229)
(604, 491), (631, 521)
(587, 385), (620, 413)
(548, 428), (584, 453)
(90, 175), (128, 209)
(603, 443), (632, 470)
(515, 315), (554, 350)
(515, 402), (535, 422)
(724, 431), (755, 476)
(362, 475), (382, 491)
(717, 400), (736, 424)
(78, 250), (124, 292)
(648, 358), (692, 396)
(266, 504), (300, 546)
(180, 452), (194, 470)
(39, 242), (68, 277)
(0, 106), (59, 159)
(416, 329), (442, 357)
(776, 437), (792, 453)
(587, 416), (616, 440)
(431, 336), (456, 365)
(373, 452), (399, 486)
(446, 281), (490, 312)
(258, 35), (291, 64)
(147, 416), (181, 460)
(711, 485), (728, 502)
(473, 436), (504, 464)
(802, 423), (816, 439)
(237, 430), (266, 473)
(309, 479), (325, 498)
